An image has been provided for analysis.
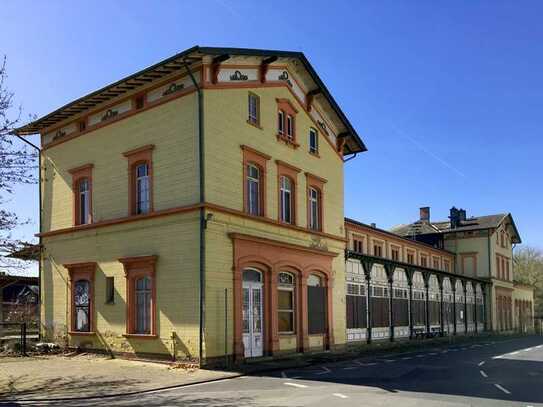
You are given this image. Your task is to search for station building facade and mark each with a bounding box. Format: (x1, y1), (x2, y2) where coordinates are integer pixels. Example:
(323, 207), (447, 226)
(15, 46), (534, 365)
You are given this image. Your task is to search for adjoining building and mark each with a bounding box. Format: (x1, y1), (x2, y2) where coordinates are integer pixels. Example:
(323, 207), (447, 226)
(14, 46), (534, 365)
(391, 207), (534, 333)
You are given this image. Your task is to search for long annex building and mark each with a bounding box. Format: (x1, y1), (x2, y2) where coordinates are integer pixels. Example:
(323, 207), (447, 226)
(15, 46), (534, 365)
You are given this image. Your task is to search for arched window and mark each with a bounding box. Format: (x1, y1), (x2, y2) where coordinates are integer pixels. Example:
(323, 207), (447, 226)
(77, 178), (90, 225)
(278, 272), (295, 333)
(247, 164), (261, 216)
(74, 279), (91, 332)
(135, 276), (152, 334)
(279, 176), (293, 224)
(135, 163), (150, 215)
(243, 269), (262, 282)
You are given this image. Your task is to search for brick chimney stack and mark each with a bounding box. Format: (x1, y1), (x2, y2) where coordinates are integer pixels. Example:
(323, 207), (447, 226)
(419, 207), (430, 222)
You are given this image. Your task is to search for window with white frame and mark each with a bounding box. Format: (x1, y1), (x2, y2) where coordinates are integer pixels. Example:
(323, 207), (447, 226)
(135, 276), (152, 334)
(78, 178), (90, 225)
(247, 164), (261, 216)
(278, 272), (295, 333)
(286, 115), (293, 139)
(309, 128), (318, 155)
(279, 176), (293, 224)
(308, 187), (320, 230)
(135, 163), (150, 214)
(278, 111), (285, 135)
(248, 92), (260, 126)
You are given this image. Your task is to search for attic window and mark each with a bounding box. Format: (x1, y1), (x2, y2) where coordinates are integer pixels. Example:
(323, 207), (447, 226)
(135, 95), (145, 110)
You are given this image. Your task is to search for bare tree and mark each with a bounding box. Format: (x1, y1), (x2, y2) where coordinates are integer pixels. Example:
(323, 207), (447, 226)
(514, 246), (543, 316)
(0, 55), (38, 270)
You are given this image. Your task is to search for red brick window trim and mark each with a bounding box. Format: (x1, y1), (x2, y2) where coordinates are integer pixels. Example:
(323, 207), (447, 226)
(123, 144), (154, 216)
(241, 145), (270, 217)
(276, 98), (299, 148)
(276, 160), (301, 226)
(305, 172), (326, 232)
(119, 255), (158, 337)
(64, 262), (97, 335)
(68, 164), (93, 226)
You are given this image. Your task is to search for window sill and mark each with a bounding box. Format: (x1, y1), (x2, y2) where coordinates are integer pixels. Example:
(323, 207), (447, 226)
(246, 120), (263, 130)
(68, 331), (96, 336)
(122, 333), (158, 339)
(309, 151), (320, 158)
(279, 332), (296, 337)
(276, 134), (299, 149)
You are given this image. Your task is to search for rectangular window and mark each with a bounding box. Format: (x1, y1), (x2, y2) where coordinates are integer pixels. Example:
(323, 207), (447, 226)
(278, 288), (294, 333)
(136, 163), (150, 214)
(443, 260), (450, 272)
(391, 247), (399, 261)
(373, 244), (383, 257)
(353, 238), (364, 253)
(286, 115), (293, 139)
(279, 176), (293, 224)
(420, 256), (428, 268)
(407, 252), (414, 265)
(433, 258), (440, 270)
(248, 93), (260, 126)
(308, 285), (326, 334)
(78, 178), (90, 225)
(247, 164), (261, 216)
(308, 187), (320, 230)
(74, 279), (91, 332)
(278, 111), (285, 135)
(309, 128), (319, 155)
(105, 277), (115, 304)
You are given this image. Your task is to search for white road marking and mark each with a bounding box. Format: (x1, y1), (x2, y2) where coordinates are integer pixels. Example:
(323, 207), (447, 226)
(333, 393), (349, 399)
(357, 362), (377, 366)
(428, 352), (438, 356)
(315, 366), (331, 375)
(281, 371), (288, 378)
(494, 383), (511, 395)
(478, 361), (485, 366)
(384, 359), (395, 363)
(480, 370), (488, 378)
(416, 354), (425, 358)
(343, 366), (358, 370)
(402, 357), (413, 360)
(284, 382), (308, 388)
(509, 351), (519, 355)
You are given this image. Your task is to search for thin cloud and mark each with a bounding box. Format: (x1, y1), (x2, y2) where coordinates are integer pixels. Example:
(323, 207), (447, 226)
(389, 123), (466, 178)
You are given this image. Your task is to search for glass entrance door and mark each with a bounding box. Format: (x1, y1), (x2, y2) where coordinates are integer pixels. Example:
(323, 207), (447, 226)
(242, 269), (263, 358)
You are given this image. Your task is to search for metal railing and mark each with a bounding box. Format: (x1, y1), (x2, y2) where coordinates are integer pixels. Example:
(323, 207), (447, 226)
(0, 322), (29, 356)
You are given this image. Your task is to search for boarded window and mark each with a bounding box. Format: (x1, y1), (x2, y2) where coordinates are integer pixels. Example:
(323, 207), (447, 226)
(346, 283), (367, 329)
(308, 276), (326, 334)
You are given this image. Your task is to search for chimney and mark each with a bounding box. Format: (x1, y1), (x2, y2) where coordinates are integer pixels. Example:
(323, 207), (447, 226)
(370, 223), (377, 228)
(419, 207), (430, 222)
(449, 207), (459, 229)
(458, 209), (467, 222)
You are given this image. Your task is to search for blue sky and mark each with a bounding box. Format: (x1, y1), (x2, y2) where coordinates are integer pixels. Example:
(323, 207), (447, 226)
(2, 1), (542, 274)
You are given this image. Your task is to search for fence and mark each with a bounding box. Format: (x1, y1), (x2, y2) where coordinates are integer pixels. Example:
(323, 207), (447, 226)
(0, 322), (30, 356)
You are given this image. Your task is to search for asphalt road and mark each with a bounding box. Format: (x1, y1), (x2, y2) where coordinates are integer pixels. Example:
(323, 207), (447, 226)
(10, 335), (543, 406)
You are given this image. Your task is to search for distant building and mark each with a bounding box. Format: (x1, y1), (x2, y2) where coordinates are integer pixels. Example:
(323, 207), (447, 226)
(391, 207), (534, 333)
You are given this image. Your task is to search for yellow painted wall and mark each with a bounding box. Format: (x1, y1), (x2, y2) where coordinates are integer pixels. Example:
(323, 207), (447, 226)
(42, 94), (199, 232)
(201, 85), (347, 359)
(203, 86), (345, 237)
(41, 212), (201, 359)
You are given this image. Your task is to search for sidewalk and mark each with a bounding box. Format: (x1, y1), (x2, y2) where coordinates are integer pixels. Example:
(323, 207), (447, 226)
(0, 353), (239, 402)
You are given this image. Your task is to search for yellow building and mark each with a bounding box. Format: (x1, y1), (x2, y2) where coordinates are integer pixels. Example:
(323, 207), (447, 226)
(391, 207), (535, 333)
(15, 46), (367, 365)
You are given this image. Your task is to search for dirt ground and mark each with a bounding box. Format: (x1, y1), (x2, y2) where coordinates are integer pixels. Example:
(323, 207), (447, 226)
(0, 353), (238, 401)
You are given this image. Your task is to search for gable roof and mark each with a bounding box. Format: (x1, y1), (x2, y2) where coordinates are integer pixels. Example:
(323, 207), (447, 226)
(14, 46), (366, 155)
(391, 213), (521, 244)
